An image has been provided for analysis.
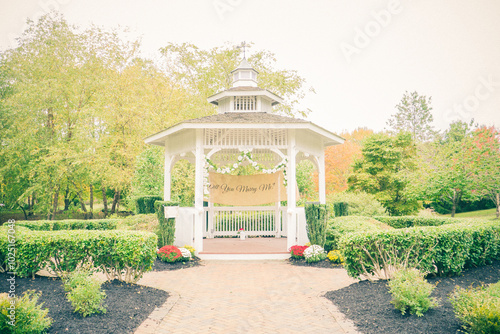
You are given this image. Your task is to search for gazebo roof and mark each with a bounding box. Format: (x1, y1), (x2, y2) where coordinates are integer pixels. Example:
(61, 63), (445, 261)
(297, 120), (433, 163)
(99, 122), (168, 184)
(144, 112), (345, 147)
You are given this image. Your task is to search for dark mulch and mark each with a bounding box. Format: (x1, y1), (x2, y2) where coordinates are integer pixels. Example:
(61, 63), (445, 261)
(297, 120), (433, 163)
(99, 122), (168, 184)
(0, 272), (168, 334)
(287, 257), (342, 269)
(324, 261), (500, 334)
(152, 257), (202, 271)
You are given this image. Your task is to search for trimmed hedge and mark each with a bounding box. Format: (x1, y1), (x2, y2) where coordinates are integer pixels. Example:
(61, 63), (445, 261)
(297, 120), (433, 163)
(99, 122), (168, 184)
(135, 196), (163, 214)
(0, 229), (157, 282)
(373, 216), (463, 229)
(339, 221), (500, 279)
(305, 204), (328, 247)
(325, 216), (393, 251)
(16, 219), (119, 231)
(154, 201), (179, 247)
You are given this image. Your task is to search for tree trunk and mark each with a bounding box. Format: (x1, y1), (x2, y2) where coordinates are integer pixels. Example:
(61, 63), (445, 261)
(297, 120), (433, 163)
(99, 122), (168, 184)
(77, 191), (87, 212)
(102, 187), (108, 217)
(496, 192), (499, 219)
(89, 185), (94, 219)
(110, 189), (120, 214)
(51, 187), (60, 220)
(17, 201), (28, 220)
(451, 189), (457, 218)
(64, 186), (70, 211)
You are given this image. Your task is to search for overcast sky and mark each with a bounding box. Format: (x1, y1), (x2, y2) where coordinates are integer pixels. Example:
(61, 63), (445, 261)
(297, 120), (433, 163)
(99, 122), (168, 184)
(1, 0), (499, 135)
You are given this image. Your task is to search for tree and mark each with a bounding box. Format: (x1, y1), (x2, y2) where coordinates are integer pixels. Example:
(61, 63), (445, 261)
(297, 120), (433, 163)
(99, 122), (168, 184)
(411, 121), (479, 217)
(321, 128), (373, 194)
(160, 42), (312, 117)
(471, 126), (500, 218)
(387, 91), (436, 142)
(348, 132), (419, 215)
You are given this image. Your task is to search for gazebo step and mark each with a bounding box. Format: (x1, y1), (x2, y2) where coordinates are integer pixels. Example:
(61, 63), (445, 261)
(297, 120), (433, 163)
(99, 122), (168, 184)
(197, 253), (290, 260)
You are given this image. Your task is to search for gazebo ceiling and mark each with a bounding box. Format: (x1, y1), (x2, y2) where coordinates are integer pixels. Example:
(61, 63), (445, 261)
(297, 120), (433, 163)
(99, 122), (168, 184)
(144, 112), (345, 147)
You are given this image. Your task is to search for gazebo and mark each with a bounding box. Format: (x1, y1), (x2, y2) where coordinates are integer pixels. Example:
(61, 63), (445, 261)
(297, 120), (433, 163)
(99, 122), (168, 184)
(145, 58), (344, 254)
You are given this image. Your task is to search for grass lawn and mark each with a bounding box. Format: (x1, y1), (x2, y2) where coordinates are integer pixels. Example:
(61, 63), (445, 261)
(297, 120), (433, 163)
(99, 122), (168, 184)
(443, 208), (499, 220)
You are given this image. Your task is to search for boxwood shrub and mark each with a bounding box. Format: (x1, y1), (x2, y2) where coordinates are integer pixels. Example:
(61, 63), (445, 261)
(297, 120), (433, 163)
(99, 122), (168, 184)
(0, 229), (157, 282)
(16, 219), (119, 231)
(325, 216), (393, 251)
(339, 221), (500, 279)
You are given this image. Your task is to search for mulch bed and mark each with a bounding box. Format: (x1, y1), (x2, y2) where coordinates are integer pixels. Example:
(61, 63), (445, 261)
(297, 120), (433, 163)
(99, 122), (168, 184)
(0, 272), (169, 334)
(287, 257), (341, 269)
(152, 257), (202, 271)
(324, 260), (500, 334)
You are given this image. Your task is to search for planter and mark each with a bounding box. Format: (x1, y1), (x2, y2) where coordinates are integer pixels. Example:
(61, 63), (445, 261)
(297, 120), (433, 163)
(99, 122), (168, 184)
(239, 232), (246, 240)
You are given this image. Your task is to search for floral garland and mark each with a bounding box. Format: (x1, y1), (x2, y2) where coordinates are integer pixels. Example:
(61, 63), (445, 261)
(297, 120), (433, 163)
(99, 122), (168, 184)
(203, 150), (288, 195)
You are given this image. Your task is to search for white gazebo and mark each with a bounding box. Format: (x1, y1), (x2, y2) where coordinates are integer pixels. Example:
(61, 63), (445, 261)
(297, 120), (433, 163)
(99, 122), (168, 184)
(145, 58), (344, 254)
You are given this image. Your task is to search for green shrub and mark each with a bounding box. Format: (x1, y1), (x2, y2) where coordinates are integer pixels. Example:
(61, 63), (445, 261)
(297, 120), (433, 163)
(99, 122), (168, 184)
(154, 201), (178, 247)
(325, 216), (393, 251)
(16, 219), (118, 231)
(450, 281), (500, 334)
(327, 192), (387, 216)
(305, 204), (328, 247)
(0, 290), (52, 334)
(373, 216), (461, 229)
(389, 268), (438, 317)
(1, 229), (157, 282)
(339, 221), (500, 279)
(135, 196), (163, 214)
(64, 270), (106, 317)
(333, 202), (349, 217)
(303, 245), (327, 263)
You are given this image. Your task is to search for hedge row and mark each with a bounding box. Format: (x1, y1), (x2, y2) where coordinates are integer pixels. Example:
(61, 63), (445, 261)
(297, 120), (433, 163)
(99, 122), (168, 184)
(0, 228), (157, 283)
(339, 221), (500, 279)
(373, 216), (464, 229)
(325, 216), (393, 251)
(135, 196), (163, 214)
(16, 219), (119, 231)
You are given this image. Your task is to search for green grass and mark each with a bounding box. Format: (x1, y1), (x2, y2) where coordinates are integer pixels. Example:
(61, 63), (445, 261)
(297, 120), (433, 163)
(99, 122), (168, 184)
(443, 208), (499, 220)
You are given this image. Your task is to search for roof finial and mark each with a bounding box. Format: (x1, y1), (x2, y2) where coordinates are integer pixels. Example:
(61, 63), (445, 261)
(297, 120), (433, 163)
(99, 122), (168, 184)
(237, 41), (247, 59)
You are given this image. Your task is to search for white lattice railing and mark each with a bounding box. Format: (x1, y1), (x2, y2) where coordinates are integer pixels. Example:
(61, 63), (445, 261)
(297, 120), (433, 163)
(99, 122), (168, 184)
(204, 206), (286, 238)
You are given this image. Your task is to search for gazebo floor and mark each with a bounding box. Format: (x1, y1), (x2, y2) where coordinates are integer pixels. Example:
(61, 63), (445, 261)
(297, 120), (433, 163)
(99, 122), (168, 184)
(198, 237), (290, 260)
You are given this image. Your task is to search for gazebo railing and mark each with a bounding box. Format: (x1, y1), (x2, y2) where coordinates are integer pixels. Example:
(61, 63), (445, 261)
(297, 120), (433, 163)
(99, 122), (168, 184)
(204, 206), (286, 238)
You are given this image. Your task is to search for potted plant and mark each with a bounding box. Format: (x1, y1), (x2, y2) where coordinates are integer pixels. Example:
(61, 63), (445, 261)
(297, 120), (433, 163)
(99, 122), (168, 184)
(237, 228), (246, 240)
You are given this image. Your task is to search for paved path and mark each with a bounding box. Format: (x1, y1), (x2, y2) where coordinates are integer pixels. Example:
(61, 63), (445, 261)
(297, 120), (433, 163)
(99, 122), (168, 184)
(135, 260), (360, 334)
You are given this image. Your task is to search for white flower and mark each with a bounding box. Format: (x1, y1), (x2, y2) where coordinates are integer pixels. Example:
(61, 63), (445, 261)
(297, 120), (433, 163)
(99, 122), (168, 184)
(233, 163), (238, 169)
(252, 161), (257, 166)
(217, 168), (221, 173)
(272, 168), (277, 173)
(303, 245), (326, 261)
(238, 156), (243, 161)
(179, 247), (192, 259)
(255, 166), (259, 170)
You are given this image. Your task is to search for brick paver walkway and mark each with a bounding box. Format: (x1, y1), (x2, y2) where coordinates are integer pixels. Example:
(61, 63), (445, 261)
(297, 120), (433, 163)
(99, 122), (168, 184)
(135, 260), (360, 334)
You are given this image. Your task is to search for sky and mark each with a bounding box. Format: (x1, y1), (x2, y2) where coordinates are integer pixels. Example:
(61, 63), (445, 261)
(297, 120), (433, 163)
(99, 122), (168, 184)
(1, 0), (499, 135)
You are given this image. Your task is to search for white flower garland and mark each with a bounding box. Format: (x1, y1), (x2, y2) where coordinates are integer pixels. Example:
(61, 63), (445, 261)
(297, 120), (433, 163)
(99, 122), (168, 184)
(203, 150), (288, 195)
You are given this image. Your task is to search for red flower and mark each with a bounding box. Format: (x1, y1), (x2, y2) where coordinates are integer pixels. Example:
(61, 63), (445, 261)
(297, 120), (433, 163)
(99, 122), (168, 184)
(289, 245), (309, 259)
(157, 245), (182, 263)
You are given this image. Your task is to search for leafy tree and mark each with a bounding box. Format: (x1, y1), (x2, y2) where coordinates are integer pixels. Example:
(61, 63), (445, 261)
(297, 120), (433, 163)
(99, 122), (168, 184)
(296, 160), (316, 200)
(160, 42), (312, 117)
(410, 121), (479, 217)
(387, 91), (436, 142)
(348, 132), (419, 215)
(322, 128), (373, 194)
(471, 126), (500, 218)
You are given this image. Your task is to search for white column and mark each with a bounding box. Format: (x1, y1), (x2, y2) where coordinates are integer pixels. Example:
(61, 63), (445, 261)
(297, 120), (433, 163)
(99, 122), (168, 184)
(194, 129), (204, 252)
(287, 130), (297, 250)
(163, 138), (171, 201)
(318, 150), (326, 205)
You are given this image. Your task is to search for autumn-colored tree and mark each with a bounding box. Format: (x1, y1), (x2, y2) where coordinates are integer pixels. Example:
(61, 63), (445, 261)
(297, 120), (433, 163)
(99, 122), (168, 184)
(320, 128), (373, 194)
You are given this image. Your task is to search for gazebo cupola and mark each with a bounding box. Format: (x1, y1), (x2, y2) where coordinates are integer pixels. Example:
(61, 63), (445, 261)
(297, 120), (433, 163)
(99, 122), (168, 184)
(207, 59), (283, 113)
